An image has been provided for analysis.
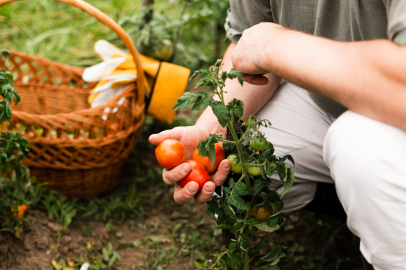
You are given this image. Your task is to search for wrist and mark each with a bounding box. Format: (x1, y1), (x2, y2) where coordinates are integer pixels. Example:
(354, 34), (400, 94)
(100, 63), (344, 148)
(256, 24), (287, 73)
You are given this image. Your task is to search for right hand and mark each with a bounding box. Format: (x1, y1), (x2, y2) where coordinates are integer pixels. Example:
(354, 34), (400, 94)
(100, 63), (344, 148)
(149, 126), (230, 204)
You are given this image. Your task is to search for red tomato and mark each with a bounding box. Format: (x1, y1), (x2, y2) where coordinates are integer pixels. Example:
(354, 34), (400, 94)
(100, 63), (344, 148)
(155, 139), (186, 170)
(178, 160), (210, 193)
(192, 143), (225, 174)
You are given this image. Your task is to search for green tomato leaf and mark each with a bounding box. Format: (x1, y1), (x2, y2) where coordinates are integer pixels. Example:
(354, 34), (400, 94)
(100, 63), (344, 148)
(226, 98), (244, 118)
(282, 154), (295, 166)
(211, 100), (229, 127)
(227, 68), (244, 86)
(228, 241), (238, 253)
(227, 192), (248, 210)
(197, 134), (221, 167)
(172, 92), (196, 110)
(254, 223), (280, 233)
(280, 167), (295, 199)
(239, 234), (250, 249)
(251, 237), (269, 254)
(265, 162), (276, 177)
(262, 246), (281, 262)
(191, 91), (211, 111)
(272, 201), (284, 212)
(276, 161), (287, 181)
(253, 180), (265, 197)
(265, 212), (282, 228)
(247, 218), (260, 226)
(223, 204), (237, 222)
(235, 181), (250, 196)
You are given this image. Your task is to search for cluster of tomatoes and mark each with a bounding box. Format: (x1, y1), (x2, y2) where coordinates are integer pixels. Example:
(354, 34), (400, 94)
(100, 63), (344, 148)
(154, 134), (275, 222)
(227, 135), (273, 177)
(155, 139), (225, 192)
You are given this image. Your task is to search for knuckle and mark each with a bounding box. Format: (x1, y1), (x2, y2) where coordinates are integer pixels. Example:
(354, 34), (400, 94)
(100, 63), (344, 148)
(162, 170), (175, 185)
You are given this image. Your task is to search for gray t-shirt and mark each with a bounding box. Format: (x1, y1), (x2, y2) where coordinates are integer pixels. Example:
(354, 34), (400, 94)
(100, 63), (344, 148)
(225, 0), (406, 119)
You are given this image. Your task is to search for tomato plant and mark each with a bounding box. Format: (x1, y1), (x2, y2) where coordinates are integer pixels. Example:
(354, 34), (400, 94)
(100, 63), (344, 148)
(227, 153), (242, 174)
(0, 50), (34, 238)
(173, 60), (296, 269)
(251, 204), (274, 222)
(155, 139), (186, 170)
(178, 160), (210, 192)
(193, 143), (224, 174)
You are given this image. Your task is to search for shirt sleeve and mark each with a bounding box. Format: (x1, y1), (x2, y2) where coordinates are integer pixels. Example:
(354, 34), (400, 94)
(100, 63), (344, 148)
(383, 0), (406, 45)
(225, 0), (274, 43)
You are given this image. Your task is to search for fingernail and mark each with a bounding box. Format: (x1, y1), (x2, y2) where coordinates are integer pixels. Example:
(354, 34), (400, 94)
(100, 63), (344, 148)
(223, 163), (230, 170)
(205, 185), (214, 193)
(182, 164), (191, 174)
(187, 184), (198, 193)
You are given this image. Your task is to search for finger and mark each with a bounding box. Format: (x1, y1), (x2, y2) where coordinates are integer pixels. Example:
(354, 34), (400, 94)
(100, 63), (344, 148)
(195, 181), (216, 204)
(162, 163), (191, 185)
(242, 74), (269, 85)
(173, 182), (199, 204)
(149, 128), (182, 146)
(211, 159), (230, 186)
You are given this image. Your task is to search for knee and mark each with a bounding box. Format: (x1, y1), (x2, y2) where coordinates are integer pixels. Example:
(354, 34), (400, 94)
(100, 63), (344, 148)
(323, 111), (406, 192)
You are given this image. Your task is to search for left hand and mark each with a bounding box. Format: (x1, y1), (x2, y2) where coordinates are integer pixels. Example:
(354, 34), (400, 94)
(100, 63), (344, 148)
(231, 22), (284, 85)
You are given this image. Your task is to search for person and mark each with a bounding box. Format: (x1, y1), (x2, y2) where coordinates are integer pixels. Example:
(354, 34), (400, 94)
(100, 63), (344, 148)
(149, 1), (406, 270)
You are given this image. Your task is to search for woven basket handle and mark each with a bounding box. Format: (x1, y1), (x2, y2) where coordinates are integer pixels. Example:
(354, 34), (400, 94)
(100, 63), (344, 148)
(0, 0), (145, 106)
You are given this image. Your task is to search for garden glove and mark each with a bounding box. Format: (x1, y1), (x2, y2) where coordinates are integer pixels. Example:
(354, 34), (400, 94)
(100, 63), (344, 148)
(82, 40), (190, 123)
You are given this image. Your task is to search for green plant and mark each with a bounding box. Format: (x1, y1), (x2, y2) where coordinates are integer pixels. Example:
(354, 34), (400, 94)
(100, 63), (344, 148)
(173, 60), (295, 269)
(119, 0), (229, 69)
(0, 49), (34, 237)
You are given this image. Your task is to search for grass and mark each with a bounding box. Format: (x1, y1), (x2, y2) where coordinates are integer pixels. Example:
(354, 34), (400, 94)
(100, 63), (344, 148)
(0, 0), (229, 69)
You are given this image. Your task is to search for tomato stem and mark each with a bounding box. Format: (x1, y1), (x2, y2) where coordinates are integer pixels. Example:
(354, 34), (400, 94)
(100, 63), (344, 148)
(218, 139), (236, 144)
(227, 120), (251, 190)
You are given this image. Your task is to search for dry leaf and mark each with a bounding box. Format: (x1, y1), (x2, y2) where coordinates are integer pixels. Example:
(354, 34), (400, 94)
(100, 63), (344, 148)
(66, 258), (74, 267)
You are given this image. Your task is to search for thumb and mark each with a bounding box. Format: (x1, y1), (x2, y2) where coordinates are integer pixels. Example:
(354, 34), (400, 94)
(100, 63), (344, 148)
(149, 128), (183, 146)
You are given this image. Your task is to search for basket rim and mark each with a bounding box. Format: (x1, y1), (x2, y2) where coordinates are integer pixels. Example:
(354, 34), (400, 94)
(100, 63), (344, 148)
(4, 50), (144, 120)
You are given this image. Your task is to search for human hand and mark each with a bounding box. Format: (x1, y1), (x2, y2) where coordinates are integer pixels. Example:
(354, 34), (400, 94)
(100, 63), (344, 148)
(149, 126), (230, 204)
(231, 22), (284, 85)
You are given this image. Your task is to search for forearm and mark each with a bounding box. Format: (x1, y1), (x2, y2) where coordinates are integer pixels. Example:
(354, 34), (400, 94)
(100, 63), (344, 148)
(260, 28), (406, 130)
(196, 42), (281, 134)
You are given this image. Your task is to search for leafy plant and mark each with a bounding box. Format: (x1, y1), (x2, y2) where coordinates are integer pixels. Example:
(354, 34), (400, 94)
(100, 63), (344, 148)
(119, 0), (229, 69)
(173, 60), (295, 269)
(0, 49), (34, 237)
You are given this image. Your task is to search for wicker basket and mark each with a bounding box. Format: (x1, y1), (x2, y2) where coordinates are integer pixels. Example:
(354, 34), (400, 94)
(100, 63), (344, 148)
(0, 0), (146, 198)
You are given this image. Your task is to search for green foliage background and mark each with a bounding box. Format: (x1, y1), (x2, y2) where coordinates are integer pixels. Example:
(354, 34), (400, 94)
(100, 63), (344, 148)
(0, 0), (229, 70)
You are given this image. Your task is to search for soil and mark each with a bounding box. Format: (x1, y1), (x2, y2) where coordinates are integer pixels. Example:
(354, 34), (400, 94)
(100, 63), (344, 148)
(0, 206), (365, 270)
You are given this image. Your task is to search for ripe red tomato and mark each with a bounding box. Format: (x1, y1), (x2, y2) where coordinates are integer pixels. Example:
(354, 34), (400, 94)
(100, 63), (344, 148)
(155, 139), (186, 170)
(178, 160), (210, 193)
(192, 143), (225, 174)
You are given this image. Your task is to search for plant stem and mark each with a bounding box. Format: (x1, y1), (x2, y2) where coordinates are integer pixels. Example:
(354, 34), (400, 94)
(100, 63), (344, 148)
(227, 120), (251, 190)
(244, 163), (263, 167)
(218, 139), (236, 144)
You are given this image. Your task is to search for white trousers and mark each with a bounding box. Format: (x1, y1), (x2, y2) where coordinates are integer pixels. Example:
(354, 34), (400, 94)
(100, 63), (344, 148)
(256, 83), (406, 270)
